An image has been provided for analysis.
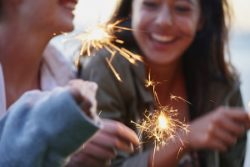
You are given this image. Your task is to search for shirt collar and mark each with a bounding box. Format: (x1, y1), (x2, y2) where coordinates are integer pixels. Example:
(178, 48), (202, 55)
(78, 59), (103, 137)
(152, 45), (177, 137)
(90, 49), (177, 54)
(40, 44), (75, 90)
(0, 44), (75, 117)
(0, 64), (7, 116)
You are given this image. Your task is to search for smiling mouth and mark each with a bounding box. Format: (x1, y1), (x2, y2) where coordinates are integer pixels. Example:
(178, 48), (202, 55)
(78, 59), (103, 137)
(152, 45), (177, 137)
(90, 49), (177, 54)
(151, 33), (175, 43)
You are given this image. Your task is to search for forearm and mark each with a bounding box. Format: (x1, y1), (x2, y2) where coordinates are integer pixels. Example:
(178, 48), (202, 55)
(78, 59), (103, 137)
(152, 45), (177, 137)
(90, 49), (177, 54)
(0, 89), (99, 167)
(111, 138), (188, 167)
(149, 138), (189, 167)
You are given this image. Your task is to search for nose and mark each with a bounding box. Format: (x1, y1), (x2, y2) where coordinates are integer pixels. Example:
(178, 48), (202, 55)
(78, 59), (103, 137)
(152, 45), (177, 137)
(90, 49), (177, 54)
(155, 5), (173, 27)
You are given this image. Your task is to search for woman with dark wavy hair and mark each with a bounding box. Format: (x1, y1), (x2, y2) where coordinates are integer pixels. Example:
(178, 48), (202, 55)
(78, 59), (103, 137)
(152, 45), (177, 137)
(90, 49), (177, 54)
(79, 0), (250, 166)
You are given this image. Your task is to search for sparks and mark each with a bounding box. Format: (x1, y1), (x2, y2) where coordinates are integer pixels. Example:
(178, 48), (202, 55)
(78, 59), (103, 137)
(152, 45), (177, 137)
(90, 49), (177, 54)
(158, 112), (169, 130)
(170, 94), (191, 105)
(132, 107), (189, 150)
(145, 70), (160, 88)
(133, 72), (190, 153)
(75, 20), (143, 81)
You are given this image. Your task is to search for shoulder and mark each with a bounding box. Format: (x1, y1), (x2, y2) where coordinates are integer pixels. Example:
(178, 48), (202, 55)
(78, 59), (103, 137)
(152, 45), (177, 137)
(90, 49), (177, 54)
(208, 74), (242, 107)
(79, 48), (134, 82)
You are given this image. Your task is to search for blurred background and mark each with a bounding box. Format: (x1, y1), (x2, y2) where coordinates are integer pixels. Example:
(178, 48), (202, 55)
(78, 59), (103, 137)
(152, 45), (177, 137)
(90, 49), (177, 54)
(52, 0), (250, 165)
(228, 1), (250, 165)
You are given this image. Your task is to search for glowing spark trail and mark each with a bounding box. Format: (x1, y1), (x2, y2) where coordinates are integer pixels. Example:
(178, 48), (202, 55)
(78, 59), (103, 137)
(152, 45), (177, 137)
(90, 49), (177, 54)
(75, 21), (143, 81)
(170, 94), (191, 105)
(133, 72), (189, 166)
(145, 71), (161, 105)
(132, 106), (189, 150)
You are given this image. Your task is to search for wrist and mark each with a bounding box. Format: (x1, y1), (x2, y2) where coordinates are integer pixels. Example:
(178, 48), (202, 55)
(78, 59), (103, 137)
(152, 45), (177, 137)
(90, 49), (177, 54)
(176, 128), (192, 153)
(67, 87), (93, 118)
(68, 86), (82, 105)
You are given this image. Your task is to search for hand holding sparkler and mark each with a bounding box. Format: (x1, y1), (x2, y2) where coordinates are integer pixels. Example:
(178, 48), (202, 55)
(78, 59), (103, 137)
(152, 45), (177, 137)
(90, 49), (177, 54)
(183, 106), (250, 152)
(66, 119), (139, 167)
(68, 80), (98, 120)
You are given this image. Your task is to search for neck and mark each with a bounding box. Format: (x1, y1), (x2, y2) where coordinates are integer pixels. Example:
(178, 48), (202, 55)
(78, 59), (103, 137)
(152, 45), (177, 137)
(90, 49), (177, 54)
(146, 59), (185, 105)
(146, 60), (189, 123)
(147, 59), (182, 83)
(0, 22), (53, 107)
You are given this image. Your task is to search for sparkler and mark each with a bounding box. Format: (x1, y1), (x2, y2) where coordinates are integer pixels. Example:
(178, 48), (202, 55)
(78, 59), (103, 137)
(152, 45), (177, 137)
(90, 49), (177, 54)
(75, 20), (143, 81)
(132, 107), (189, 149)
(133, 72), (189, 166)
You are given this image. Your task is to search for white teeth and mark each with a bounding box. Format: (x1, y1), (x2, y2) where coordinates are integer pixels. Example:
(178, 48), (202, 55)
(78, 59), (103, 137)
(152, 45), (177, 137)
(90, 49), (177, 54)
(151, 33), (174, 43)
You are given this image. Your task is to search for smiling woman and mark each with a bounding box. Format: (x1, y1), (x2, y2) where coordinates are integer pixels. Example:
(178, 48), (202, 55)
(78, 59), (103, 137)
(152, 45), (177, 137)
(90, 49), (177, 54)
(78, 0), (250, 167)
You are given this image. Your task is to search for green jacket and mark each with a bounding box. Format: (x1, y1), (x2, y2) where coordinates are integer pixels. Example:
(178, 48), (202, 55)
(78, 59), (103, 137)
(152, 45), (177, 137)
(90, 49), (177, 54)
(80, 49), (246, 167)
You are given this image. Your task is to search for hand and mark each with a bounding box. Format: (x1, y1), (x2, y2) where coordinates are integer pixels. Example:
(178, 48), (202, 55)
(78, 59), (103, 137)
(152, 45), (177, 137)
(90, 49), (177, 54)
(66, 119), (140, 167)
(67, 79), (98, 119)
(183, 107), (250, 152)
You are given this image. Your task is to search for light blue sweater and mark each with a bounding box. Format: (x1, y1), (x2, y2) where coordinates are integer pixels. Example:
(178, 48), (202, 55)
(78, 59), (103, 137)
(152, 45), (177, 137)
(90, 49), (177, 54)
(0, 89), (99, 167)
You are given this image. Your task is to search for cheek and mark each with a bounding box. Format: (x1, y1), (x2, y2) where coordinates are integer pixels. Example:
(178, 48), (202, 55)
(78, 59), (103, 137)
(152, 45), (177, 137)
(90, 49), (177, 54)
(132, 9), (151, 30)
(176, 17), (200, 39)
(132, 16), (148, 52)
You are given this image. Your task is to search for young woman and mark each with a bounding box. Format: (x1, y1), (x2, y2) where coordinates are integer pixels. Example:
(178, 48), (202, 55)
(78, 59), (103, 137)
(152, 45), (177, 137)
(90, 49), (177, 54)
(0, 0), (139, 166)
(79, 0), (250, 166)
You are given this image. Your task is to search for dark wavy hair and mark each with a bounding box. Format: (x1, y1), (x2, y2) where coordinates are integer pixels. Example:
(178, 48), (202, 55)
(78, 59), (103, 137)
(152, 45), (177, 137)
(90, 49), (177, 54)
(110, 0), (236, 117)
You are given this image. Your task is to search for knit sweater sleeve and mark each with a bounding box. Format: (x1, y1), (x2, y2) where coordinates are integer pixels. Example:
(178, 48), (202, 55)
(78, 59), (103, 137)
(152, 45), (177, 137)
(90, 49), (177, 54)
(0, 88), (99, 167)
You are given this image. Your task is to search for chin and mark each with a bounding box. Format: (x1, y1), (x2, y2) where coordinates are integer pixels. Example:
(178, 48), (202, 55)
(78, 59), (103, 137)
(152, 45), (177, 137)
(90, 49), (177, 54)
(64, 25), (74, 32)
(59, 22), (75, 33)
(147, 55), (180, 66)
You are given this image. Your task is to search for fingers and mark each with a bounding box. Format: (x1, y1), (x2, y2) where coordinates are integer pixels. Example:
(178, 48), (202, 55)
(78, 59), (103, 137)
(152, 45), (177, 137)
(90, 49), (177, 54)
(67, 136), (116, 167)
(87, 120), (139, 154)
(220, 107), (250, 128)
(102, 119), (140, 147)
(67, 79), (98, 118)
(218, 107), (250, 133)
(204, 107), (249, 151)
(218, 115), (245, 137)
(211, 125), (237, 150)
(188, 106), (248, 152)
(68, 149), (107, 167)
(69, 120), (139, 167)
(83, 141), (116, 160)
(209, 139), (227, 152)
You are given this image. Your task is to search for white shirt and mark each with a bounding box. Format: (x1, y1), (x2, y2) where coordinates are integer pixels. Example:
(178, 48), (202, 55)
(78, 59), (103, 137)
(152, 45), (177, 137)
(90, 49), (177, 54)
(0, 44), (75, 117)
(0, 65), (6, 116)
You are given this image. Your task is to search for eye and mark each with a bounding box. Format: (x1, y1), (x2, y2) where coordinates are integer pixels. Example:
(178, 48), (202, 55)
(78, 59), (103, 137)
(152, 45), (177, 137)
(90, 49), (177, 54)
(142, 1), (159, 9)
(174, 4), (192, 14)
